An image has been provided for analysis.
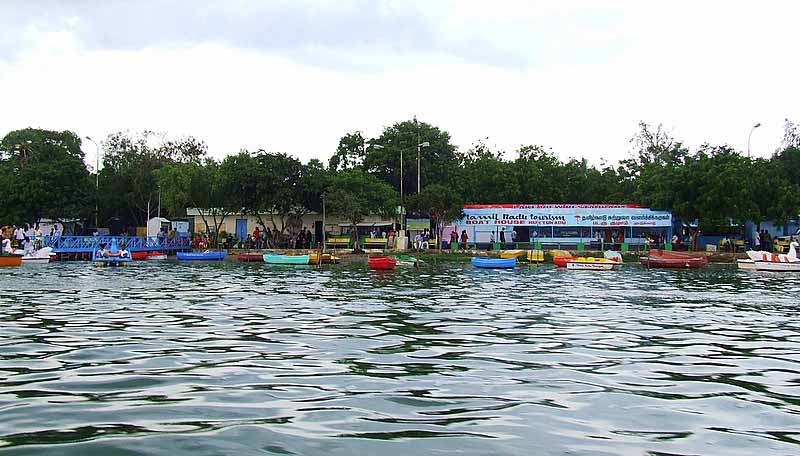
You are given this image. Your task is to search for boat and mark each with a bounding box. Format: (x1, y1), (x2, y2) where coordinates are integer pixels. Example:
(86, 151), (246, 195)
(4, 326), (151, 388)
(471, 257), (516, 269)
(745, 241), (800, 272)
(0, 255), (22, 267)
(526, 249), (544, 263)
(639, 250), (708, 269)
(147, 251), (167, 260)
(737, 259), (757, 270)
(368, 256), (397, 270)
(565, 257), (621, 271)
(21, 247), (55, 264)
(93, 239), (132, 266)
(309, 253), (340, 264)
(131, 251), (149, 261)
(390, 255), (422, 266)
(499, 250), (526, 259)
(177, 251), (227, 261)
(551, 249), (573, 267)
(237, 253), (264, 262)
(263, 253), (310, 265)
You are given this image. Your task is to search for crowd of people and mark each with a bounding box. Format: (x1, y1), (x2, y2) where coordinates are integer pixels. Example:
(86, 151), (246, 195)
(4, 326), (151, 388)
(0, 223), (61, 255)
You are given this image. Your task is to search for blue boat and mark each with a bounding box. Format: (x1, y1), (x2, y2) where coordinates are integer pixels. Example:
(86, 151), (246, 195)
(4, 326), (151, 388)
(471, 257), (516, 269)
(177, 251), (227, 261)
(92, 239), (132, 266)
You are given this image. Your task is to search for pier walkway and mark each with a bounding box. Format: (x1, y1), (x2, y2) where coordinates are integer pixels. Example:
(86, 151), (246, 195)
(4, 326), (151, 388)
(42, 236), (190, 256)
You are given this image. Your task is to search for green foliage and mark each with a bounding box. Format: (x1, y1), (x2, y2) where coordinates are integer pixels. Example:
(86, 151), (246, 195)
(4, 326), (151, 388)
(406, 184), (464, 249)
(325, 170), (398, 249)
(0, 128), (92, 224)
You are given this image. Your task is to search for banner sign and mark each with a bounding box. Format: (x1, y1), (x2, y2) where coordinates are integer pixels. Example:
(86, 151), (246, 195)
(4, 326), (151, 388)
(459, 205), (671, 228)
(406, 218), (431, 230)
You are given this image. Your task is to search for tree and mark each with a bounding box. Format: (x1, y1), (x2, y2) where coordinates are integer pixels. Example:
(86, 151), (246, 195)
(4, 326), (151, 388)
(156, 159), (235, 246)
(0, 128), (92, 225)
(406, 184), (464, 251)
(363, 118), (459, 196)
(328, 131), (366, 172)
(100, 130), (207, 228)
(325, 170), (398, 251)
(455, 140), (514, 204)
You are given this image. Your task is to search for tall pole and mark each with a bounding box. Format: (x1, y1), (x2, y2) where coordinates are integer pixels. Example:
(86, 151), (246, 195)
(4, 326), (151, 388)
(416, 117), (421, 193)
(322, 195), (326, 250)
(747, 123), (761, 158)
(86, 136), (100, 228)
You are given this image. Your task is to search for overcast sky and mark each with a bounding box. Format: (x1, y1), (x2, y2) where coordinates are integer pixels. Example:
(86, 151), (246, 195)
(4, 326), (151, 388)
(1, 0), (798, 169)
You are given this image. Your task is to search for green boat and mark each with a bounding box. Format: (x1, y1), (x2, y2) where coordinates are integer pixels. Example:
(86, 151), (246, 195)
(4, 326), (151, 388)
(263, 253), (310, 265)
(390, 255), (423, 266)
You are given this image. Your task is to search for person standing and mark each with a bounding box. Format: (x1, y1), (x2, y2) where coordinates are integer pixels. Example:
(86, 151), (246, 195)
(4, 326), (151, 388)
(449, 229), (458, 248)
(499, 228), (506, 246)
(15, 225), (25, 249)
(489, 231), (495, 250)
(460, 230), (469, 250)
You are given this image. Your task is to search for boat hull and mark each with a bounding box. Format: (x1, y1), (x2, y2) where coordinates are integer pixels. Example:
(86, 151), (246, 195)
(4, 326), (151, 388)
(737, 259), (757, 270)
(566, 261), (618, 271)
(369, 256), (397, 270)
(237, 253), (264, 262)
(553, 256), (572, 268)
(0, 255), (22, 267)
(177, 252), (227, 261)
(753, 261), (800, 272)
(471, 257), (516, 269)
(640, 257), (707, 268)
(499, 250), (526, 259)
(309, 253), (339, 264)
(263, 254), (310, 265)
(21, 257), (51, 264)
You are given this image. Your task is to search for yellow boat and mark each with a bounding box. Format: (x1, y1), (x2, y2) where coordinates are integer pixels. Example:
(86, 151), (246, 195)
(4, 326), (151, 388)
(565, 257), (621, 271)
(308, 253), (340, 264)
(526, 249), (544, 263)
(499, 250), (526, 259)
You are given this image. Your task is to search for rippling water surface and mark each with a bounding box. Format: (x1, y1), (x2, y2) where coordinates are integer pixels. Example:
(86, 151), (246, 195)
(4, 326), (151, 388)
(1, 261), (799, 455)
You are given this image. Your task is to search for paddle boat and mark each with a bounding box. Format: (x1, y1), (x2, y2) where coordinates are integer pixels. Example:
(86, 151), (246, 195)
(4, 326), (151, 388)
(132, 251), (167, 261)
(263, 253), (310, 265)
(551, 249), (574, 267)
(309, 253), (340, 264)
(147, 251), (167, 260)
(93, 239), (132, 266)
(499, 250), (526, 259)
(390, 254), (422, 266)
(368, 256), (397, 270)
(640, 250), (708, 269)
(177, 251), (227, 261)
(526, 249), (544, 263)
(471, 257), (516, 269)
(746, 241), (800, 272)
(736, 259), (756, 270)
(565, 257), (621, 271)
(21, 246), (56, 264)
(237, 253), (264, 262)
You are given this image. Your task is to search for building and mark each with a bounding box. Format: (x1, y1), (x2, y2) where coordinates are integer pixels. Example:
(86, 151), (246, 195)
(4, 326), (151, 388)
(185, 209), (395, 244)
(450, 204), (673, 248)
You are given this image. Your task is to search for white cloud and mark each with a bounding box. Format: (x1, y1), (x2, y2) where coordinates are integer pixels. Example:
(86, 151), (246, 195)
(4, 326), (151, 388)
(0, 0), (797, 171)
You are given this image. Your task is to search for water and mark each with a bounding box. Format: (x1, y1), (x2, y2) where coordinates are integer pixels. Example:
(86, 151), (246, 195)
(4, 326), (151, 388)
(0, 261), (799, 455)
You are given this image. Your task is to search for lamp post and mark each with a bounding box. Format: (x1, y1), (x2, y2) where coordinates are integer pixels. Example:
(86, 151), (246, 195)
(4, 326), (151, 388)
(86, 136), (100, 228)
(747, 123), (761, 158)
(417, 141), (429, 193)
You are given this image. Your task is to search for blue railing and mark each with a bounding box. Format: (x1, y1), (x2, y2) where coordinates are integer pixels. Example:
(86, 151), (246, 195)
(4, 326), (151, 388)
(42, 236), (190, 253)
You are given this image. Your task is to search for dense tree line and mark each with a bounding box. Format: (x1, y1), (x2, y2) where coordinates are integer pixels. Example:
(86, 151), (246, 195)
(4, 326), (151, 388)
(1, 120), (799, 243)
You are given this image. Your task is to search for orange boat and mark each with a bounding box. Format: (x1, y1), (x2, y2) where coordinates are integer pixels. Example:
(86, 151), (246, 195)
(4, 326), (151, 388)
(237, 253), (264, 262)
(0, 255), (23, 267)
(640, 250), (708, 269)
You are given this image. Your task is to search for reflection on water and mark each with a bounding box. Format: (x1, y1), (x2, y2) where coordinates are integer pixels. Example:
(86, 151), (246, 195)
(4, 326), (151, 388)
(0, 262), (799, 455)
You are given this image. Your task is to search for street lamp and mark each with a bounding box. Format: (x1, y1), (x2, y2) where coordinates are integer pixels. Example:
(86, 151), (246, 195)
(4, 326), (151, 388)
(417, 141), (429, 193)
(86, 136), (100, 228)
(747, 123), (761, 158)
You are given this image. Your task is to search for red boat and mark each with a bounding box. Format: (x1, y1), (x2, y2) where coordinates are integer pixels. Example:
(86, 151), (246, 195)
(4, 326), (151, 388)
(237, 253), (264, 262)
(131, 251), (149, 261)
(640, 250), (708, 269)
(553, 256), (573, 268)
(368, 256), (397, 270)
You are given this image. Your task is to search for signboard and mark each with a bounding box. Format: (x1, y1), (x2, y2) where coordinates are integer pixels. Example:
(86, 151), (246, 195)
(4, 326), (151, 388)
(407, 218), (431, 230)
(459, 204), (671, 228)
(172, 221), (189, 235)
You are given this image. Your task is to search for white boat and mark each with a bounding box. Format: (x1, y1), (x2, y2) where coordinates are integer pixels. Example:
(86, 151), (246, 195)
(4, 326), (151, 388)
(754, 261), (800, 272)
(737, 259), (756, 270)
(565, 258), (621, 271)
(147, 253), (167, 260)
(746, 241), (800, 272)
(21, 247), (55, 264)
